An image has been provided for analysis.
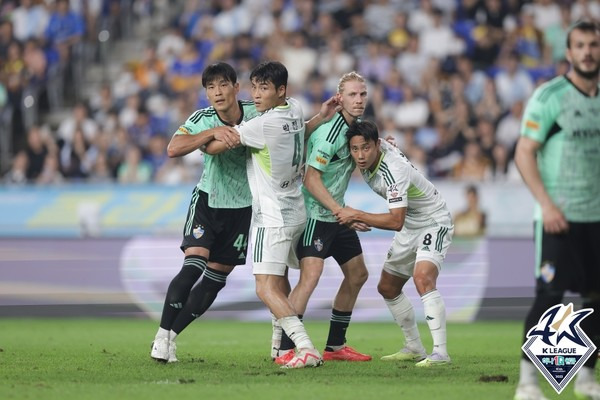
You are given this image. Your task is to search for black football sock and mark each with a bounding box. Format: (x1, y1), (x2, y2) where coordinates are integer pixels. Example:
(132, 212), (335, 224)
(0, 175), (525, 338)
(171, 267), (229, 334)
(325, 309), (352, 350)
(159, 255), (207, 330)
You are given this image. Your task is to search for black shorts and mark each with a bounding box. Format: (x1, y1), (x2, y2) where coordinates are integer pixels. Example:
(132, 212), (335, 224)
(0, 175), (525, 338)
(297, 218), (362, 265)
(536, 221), (600, 295)
(180, 188), (252, 266)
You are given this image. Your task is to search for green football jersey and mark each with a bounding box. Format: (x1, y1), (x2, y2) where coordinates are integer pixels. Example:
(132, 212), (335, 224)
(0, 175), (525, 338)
(176, 100), (259, 208)
(303, 112), (356, 222)
(520, 75), (600, 222)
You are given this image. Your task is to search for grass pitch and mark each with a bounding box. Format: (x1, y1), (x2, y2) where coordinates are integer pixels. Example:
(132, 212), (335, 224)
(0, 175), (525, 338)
(0, 318), (595, 400)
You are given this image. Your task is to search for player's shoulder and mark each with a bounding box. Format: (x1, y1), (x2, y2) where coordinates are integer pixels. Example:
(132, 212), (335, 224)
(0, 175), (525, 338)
(186, 106), (218, 123)
(531, 75), (570, 104)
(311, 113), (348, 143)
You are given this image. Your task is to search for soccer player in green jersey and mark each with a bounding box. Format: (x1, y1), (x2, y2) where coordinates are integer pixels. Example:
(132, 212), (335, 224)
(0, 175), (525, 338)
(514, 21), (600, 400)
(337, 120), (454, 367)
(275, 72), (372, 363)
(150, 62), (258, 363)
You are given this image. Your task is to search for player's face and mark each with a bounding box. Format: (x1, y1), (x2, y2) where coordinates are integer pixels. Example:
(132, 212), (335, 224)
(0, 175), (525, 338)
(337, 80), (368, 120)
(251, 78), (285, 112)
(567, 29), (600, 79)
(349, 135), (379, 171)
(205, 78), (239, 112)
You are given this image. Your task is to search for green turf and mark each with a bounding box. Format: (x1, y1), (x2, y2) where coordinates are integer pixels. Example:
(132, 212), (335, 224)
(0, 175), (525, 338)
(0, 319), (596, 400)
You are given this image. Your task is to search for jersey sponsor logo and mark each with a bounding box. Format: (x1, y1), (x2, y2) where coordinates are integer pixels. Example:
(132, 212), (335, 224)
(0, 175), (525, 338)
(178, 126), (192, 135)
(192, 225), (205, 239)
(540, 261), (555, 283)
(283, 123), (290, 132)
(522, 303), (597, 394)
(316, 156), (327, 165)
(525, 120), (540, 130)
(421, 245), (430, 251)
(389, 197), (403, 203)
(317, 149), (331, 159)
(238, 252), (245, 259)
(314, 238), (323, 252)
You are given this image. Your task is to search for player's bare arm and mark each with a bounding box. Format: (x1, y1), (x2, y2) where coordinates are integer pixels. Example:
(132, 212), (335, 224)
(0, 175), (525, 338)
(514, 136), (568, 233)
(166, 126), (240, 157)
(335, 206), (406, 232)
(305, 96), (341, 140)
(304, 166), (343, 214)
(198, 126), (242, 155)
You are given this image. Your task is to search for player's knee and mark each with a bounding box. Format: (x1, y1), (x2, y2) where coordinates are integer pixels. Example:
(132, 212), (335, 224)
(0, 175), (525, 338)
(348, 266), (368, 288)
(298, 268), (322, 289)
(377, 280), (399, 299)
(413, 271), (435, 294)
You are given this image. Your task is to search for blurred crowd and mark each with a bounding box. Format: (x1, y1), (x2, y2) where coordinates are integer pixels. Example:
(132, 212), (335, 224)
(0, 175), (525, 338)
(0, 0), (596, 186)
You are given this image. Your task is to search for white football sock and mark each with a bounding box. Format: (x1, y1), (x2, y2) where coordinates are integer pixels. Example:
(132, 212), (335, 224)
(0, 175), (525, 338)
(575, 366), (595, 385)
(421, 289), (447, 355)
(155, 327), (169, 340)
(519, 359), (539, 385)
(169, 330), (178, 341)
(278, 316), (314, 350)
(385, 292), (424, 351)
(271, 313), (282, 346)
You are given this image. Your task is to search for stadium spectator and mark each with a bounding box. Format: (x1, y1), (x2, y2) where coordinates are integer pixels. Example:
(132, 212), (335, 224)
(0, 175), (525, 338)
(2, 150), (28, 184)
(116, 145), (152, 184)
(453, 184), (486, 237)
(11, 0), (49, 42)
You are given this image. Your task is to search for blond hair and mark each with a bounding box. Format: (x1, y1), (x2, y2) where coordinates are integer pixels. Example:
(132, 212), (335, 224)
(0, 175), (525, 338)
(337, 71), (366, 94)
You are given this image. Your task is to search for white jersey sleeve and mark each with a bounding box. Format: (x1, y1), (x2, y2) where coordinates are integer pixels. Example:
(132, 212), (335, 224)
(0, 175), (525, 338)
(237, 118), (266, 149)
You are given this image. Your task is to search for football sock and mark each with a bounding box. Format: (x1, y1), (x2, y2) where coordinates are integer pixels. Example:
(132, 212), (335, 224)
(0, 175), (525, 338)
(279, 315), (302, 351)
(522, 291), (563, 360)
(325, 309), (352, 350)
(580, 299), (600, 369)
(385, 292), (424, 351)
(576, 366), (595, 385)
(170, 267), (229, 335)
(519, 359), (539, 385)
(278, 316), (314, 350)
(159, 255), (207, 330)
(154, 327), (170, 341)
(421, 289), (447, 356)
(271, 313), (282, 352)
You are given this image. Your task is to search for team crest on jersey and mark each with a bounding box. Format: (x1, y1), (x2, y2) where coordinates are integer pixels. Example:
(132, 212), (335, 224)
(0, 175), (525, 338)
(314, 238), (323, 252)
(540, 261), (555, 283)
(522, 303), (596, 394)
(193, 225), (205, 239)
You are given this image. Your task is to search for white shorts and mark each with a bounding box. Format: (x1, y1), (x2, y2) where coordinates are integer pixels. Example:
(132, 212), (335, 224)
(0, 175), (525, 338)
(383, 224), (453, 279)
(251, 224), (304, 276)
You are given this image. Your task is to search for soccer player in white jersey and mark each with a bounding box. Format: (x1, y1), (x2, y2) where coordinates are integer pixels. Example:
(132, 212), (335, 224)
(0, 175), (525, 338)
(207, 61), (324, 368)
(336, 120), (454, 367)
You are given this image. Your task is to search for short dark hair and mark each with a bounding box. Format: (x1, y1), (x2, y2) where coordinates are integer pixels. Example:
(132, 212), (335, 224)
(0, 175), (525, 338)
(250, 61), (288, 90)
(202, 62), (237, 88)
(566, 20), (600, 49)
(346, 120), (379, 143)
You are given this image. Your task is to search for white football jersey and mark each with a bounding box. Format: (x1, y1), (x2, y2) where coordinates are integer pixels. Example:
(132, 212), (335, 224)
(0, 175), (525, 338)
(361, 140), (452, 230)
(236, 97), (306, 227)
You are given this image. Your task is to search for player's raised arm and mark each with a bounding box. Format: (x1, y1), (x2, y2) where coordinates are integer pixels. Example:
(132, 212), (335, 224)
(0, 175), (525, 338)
(305, 96), (340, 140)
